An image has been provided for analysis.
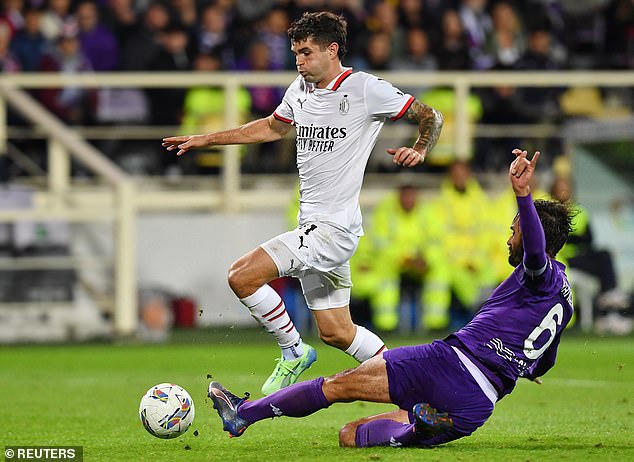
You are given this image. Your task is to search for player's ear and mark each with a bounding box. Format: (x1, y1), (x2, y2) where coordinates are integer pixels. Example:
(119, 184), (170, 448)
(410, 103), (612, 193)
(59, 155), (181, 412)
(328, 42), (339, 58)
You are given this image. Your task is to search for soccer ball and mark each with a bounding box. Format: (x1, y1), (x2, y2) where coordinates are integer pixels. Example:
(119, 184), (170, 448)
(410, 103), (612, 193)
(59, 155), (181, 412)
(139, 383), (195, 439)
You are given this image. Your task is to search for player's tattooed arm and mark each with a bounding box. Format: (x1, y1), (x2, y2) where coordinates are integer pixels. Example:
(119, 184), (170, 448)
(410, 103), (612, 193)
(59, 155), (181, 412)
(405, 100), (443, 156)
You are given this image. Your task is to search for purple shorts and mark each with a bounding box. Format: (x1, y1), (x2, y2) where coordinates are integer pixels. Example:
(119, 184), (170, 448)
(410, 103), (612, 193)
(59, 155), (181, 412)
(384, 340), (494, 441)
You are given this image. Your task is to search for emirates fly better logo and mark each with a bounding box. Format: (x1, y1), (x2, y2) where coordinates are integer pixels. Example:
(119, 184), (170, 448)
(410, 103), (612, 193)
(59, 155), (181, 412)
(295, 123), (347, 152)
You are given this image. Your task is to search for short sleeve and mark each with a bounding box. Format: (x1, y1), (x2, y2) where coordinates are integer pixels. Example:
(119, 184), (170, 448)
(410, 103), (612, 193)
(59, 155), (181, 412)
(273, 80), (298, 124)
(365, 77), (414, 121)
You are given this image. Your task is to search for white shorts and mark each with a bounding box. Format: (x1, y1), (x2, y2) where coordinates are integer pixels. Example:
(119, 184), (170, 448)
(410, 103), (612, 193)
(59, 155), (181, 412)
(261, 222), (359, 311)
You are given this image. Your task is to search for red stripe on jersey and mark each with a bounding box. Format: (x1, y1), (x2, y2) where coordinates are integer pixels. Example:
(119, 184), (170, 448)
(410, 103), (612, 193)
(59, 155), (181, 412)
(373, 345), (387, 356)
(330, 69), (353, 91)
(273, 112), (293, 124)
(390, 96), (415, 121)
(263, 301), (284, 318)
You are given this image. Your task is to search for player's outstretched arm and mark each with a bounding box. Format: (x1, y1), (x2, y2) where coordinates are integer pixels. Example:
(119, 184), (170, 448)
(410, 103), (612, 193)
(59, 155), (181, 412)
(387, 99), (443, 167)
(510, 149), (547, 275)
(162, 114), (292, 157)
(509, 148), (540, 196)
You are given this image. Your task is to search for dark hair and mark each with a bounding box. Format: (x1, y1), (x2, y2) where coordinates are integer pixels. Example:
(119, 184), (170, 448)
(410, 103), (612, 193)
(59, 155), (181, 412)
(287, 11), (347, 60)
(533, 199), (575, 257)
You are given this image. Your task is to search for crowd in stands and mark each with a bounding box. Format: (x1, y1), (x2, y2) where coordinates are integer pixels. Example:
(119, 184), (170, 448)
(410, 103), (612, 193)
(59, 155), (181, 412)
(3, 0), (633, 76)
(1, 1), (633, 173)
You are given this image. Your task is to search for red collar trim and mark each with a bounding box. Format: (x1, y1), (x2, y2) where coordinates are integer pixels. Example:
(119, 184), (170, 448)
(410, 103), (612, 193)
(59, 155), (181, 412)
(328, 69), (353, 91)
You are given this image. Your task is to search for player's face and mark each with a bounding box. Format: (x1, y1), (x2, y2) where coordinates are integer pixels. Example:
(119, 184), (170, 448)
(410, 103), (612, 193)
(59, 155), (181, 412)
(507, 216), (523, 267)
(291, 38), (334, 87)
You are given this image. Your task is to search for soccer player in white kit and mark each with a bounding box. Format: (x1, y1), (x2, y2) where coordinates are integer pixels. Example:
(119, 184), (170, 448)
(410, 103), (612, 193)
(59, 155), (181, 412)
(163, 11), (443, 395)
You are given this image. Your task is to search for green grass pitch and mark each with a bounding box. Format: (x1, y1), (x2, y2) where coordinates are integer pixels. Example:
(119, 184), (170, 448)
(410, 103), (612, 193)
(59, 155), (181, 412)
(2, 330), (633, 462)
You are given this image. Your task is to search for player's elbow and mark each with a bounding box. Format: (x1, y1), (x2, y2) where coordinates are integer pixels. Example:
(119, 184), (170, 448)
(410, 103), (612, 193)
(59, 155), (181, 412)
(339, 422), (358, 447)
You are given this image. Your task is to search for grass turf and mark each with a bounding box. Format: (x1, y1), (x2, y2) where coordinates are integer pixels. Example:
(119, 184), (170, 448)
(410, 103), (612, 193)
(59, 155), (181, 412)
(1, 330), (633, 462)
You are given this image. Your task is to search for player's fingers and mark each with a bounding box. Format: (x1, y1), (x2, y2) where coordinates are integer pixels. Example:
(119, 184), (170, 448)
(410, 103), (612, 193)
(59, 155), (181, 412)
(509, 157), (521, 175)
(391, 147), (407, 164)
(386, 148), (397, 156)
(513, 159), (529, 177)
(531, 151), (541, 166)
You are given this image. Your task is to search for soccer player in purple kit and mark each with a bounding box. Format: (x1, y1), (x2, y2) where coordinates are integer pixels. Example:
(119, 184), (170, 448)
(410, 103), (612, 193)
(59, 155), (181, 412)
(207, 148), (575, 448)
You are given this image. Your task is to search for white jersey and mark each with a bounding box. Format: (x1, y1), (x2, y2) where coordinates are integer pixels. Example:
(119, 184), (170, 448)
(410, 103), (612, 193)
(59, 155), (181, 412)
(274, 68), (414, 237)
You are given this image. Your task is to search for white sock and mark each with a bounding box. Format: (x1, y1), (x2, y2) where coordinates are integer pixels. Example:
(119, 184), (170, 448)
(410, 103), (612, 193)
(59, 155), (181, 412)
(240, 285), (303, 359)
(345, 325), (387, 362)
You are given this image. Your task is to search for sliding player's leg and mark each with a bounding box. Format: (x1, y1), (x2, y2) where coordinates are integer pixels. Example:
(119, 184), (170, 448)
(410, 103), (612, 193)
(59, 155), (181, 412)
(208, 354), (392, 437)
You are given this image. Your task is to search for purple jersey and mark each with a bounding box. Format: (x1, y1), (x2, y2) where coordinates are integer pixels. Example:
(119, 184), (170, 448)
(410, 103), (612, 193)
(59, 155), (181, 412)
(446, 195), (574, 399)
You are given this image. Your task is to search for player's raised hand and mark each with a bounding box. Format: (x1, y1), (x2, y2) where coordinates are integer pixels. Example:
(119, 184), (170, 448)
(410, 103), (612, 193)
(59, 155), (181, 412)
(509, 148), (540, 196)
(162, 134), (211, 156)
(387, 147), (426, 167)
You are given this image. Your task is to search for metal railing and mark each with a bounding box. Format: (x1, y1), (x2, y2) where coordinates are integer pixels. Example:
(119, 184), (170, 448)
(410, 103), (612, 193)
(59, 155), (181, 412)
(0, 71), (633, 337)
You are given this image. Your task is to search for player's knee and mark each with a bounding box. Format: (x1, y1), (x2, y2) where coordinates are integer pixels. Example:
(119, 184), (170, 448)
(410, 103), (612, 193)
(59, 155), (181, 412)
(227, 261), (248, 297)
(339, 422), (358, 447)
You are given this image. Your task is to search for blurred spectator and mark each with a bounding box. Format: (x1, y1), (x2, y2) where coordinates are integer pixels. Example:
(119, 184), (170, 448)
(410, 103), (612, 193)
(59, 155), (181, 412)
(1, 0), (25, 38)
(195, 3), (233, 64)
(38, 23), (96, 124)
(239, 40), (283, 115)
(146, 22), (192, 126)
(558, 0), (609, 69)
(118, 0), (170, 71)
(235, 0), (277, 23)
(170, 0), (197, 32)
(179, 52), (251, 174)
(75, 0), (118, 71)
(458, 0), (494, 69)
(419, 86), (482, 167)
(514, 26), (566, 122)
(428, 160), (497, 328)
(181, 53), (251, 135)
(0, 20), (21, 71)
(550, 175), (631, 319)
(487, 1), (525, 67)
(368, 183), (450, 331)
(238, 39), (288, 172)
(101, 0), (138, 48)
(516, 26), (566, 72)
(394, 27), (437, 71)
(9, 7), (47, 72)
(255, 7), (292, 70)
(475, 80), (532, 172)
(364, 0), (407, 61)
(352, 31), (392, 71)
(397, 0), (427, 30)
(40, 0), (75, 42)
(436, 9), (471, 70)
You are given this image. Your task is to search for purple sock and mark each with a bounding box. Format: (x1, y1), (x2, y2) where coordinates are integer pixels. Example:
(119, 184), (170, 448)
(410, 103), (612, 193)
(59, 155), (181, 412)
(355, 418), (464, 448)
(355, 419), (417, 447)
(237, 377), (331, 424)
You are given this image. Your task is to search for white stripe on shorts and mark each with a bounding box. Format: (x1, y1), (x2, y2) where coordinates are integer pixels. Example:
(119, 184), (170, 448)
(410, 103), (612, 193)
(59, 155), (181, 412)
(451, 346), (498, 405)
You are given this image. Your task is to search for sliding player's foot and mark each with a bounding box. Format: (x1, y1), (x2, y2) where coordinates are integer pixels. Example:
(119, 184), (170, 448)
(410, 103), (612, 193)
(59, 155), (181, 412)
(208, 381), (250, 437)
(413, 402), (453, 439)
